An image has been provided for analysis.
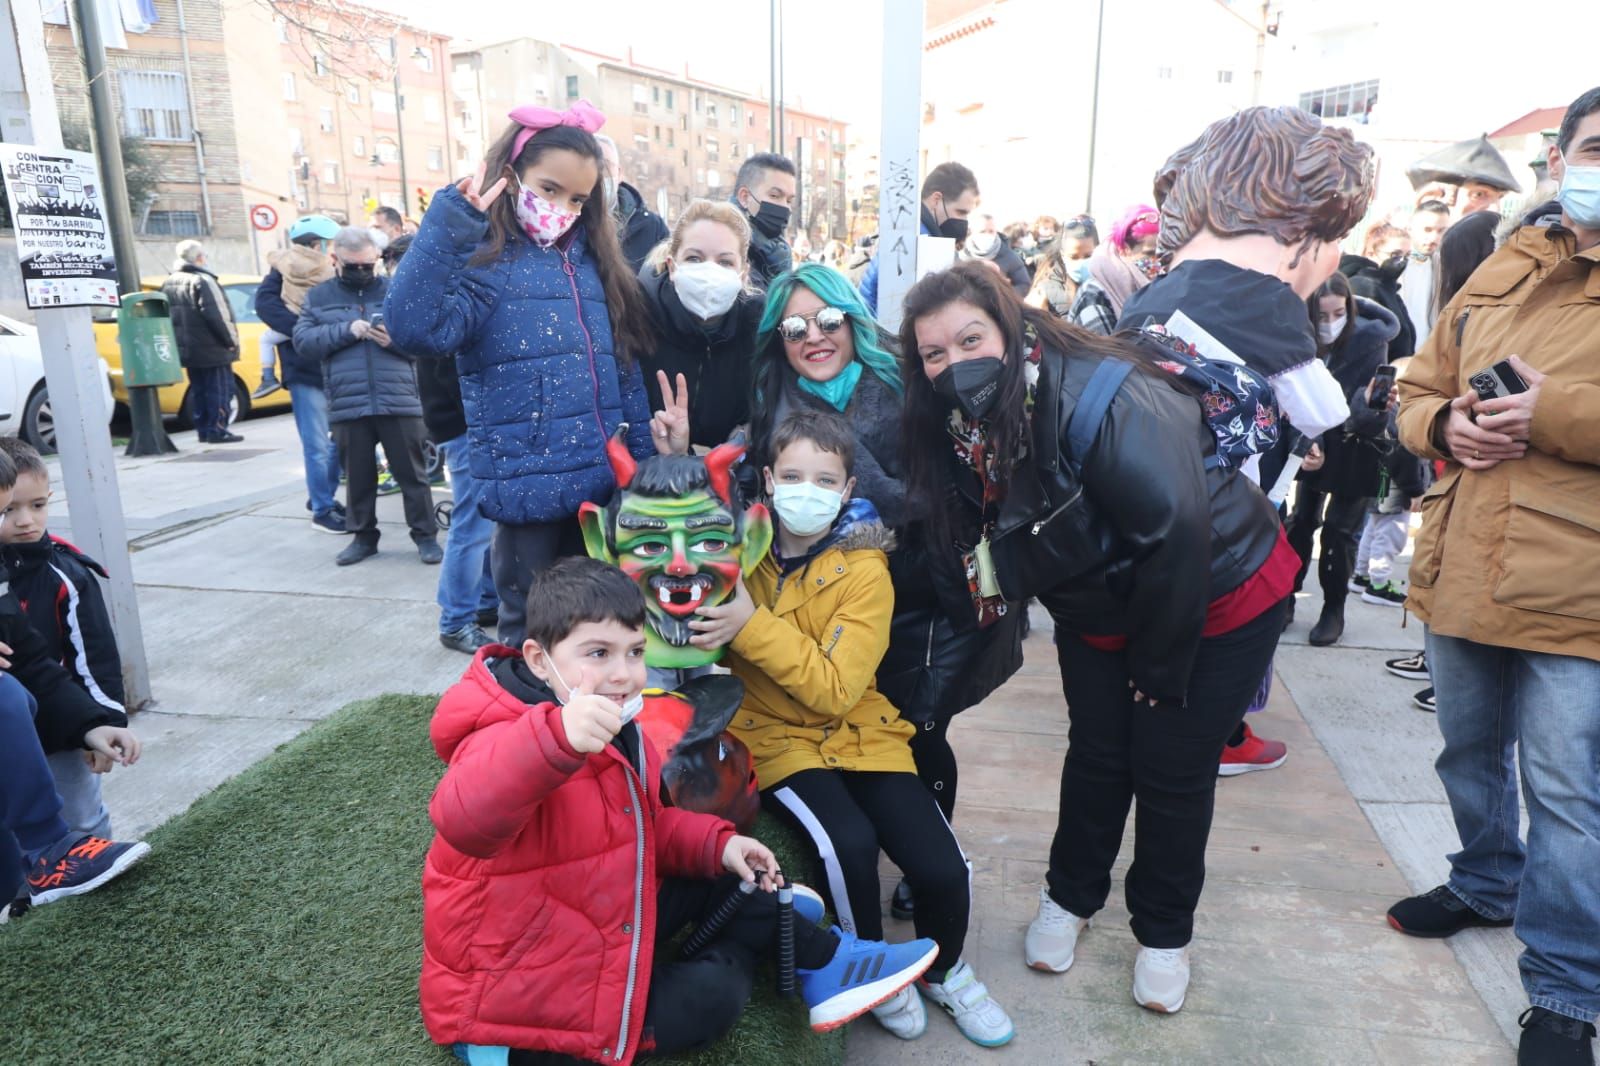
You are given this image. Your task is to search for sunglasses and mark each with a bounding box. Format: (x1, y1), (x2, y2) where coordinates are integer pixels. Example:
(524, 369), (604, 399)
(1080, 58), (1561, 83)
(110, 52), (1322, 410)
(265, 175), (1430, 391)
(778, 306), (848, 343)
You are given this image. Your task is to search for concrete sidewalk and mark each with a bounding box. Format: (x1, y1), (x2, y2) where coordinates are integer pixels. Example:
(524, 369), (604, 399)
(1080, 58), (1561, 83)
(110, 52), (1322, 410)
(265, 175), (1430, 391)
(45, 413), (1530, 1062)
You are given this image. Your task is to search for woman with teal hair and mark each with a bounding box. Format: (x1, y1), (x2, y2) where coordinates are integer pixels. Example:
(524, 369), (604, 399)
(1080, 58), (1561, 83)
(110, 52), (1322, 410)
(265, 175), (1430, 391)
(746, 262), (907, 525)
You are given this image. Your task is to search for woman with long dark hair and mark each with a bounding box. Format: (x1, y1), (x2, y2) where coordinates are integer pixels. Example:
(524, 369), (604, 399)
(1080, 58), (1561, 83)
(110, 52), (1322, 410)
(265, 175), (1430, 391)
(898, 262), (1296, 1014)
(386, 101), (687, 645)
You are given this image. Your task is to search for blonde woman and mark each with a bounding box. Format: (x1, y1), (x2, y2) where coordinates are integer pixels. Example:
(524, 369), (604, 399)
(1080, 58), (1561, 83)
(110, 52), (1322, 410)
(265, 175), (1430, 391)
(639, 200), (765, 446)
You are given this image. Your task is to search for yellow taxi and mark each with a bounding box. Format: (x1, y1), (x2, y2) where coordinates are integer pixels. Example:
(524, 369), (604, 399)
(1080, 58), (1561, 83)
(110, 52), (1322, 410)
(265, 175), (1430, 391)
(93, 275), (294, 423)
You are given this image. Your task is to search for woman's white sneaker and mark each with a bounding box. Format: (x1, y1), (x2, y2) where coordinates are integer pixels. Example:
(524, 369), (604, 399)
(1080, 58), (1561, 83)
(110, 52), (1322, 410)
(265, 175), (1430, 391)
(870, 984), (927, 1040)
(919, 959), (1016, 1047)
(1132, 945), (1190, 1013)
(1024, 887), (1090, 972)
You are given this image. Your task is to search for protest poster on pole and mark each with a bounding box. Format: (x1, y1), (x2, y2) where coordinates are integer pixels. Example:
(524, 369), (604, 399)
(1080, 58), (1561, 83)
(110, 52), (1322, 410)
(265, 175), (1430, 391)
(0, 144), (118, 308)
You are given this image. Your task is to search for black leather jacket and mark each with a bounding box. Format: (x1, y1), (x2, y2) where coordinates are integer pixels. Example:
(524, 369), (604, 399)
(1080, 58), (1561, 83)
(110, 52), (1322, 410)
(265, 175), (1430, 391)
(964, 344), (1282, 704)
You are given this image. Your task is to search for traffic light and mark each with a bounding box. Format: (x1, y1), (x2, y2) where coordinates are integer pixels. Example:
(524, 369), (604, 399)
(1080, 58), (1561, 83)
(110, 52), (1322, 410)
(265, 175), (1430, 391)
(415, 186), (430, 215)
(363, 196), (378, 215)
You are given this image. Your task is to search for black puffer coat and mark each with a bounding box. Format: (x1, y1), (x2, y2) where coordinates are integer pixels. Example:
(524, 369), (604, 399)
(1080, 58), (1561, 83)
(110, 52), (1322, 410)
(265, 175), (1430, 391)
(949, 343), (1282, 704)
(637, 264), (762, 448)
(1340, 254), (1416, 362)
(616, 182), (669, 274)
(161, 263), (238, 369)
(1300, 296), (1399, 498)
(293, 274), (422, 424)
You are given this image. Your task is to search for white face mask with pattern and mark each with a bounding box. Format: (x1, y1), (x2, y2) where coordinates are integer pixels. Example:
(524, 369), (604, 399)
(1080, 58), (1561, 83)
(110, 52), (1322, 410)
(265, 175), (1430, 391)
(515, 185), (579, 247)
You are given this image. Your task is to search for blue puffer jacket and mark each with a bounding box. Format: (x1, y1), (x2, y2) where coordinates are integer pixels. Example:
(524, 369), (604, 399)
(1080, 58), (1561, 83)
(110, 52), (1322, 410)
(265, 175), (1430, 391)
(384, 185), (654, 525)
(293, 275), (423, 424)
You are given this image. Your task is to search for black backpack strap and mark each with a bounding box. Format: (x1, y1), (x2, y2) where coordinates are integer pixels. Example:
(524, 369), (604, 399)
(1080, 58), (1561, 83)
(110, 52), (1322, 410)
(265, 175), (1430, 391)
(1064, 357), (1133, 476)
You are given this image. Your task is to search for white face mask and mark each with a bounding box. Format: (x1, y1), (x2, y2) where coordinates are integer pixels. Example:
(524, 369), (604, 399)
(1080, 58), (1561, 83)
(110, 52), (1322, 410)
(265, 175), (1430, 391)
(771, 481), (844, 537)
(671, 260), (743, 320)
(515, 185), (579, 247)
(544, 656), (643, 725)
(1317, 314), (1347, 346)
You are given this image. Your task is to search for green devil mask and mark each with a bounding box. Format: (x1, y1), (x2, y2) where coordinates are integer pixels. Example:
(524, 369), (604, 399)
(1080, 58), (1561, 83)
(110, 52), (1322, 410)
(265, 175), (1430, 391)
(578, 429), (773, 669)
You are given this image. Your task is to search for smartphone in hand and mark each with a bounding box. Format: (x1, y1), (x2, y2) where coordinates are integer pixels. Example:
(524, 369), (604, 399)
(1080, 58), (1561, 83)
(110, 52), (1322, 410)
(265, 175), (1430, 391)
(1370, 364), (1397, 412)
(1469, 359), (1528, 402)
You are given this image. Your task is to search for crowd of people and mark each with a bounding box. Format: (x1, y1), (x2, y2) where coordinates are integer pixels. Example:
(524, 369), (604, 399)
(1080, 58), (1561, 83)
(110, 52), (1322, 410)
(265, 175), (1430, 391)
(5, 83), (1599, 1066)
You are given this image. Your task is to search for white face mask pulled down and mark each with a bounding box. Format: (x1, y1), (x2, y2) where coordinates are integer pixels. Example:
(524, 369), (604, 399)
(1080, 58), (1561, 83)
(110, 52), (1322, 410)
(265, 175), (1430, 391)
(672, 260), (743, 320)
(544, 656), (643, 725)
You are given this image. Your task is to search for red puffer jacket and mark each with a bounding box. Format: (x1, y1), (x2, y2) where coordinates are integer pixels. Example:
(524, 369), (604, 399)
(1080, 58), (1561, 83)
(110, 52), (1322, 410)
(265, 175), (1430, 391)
(420, 648), (737, 1063)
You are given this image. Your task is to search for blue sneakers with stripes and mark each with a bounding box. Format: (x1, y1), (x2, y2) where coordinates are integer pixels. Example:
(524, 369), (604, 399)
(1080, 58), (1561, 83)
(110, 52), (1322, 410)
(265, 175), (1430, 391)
(799, 928), (939, 1032)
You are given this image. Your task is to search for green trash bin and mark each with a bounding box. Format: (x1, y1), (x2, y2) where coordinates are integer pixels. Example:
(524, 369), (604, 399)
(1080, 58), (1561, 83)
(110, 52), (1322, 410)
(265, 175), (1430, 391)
(119, 292), (184, 388)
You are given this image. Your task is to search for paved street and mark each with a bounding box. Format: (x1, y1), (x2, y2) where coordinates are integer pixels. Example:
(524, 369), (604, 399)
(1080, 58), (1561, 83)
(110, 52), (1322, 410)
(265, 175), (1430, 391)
(53, 412), (1527, 1063)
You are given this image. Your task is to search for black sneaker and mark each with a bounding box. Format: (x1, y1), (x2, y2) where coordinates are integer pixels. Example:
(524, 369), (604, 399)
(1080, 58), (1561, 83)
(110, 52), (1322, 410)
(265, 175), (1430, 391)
(0, 895), (30, 925)
(440, 624), (493, 655)
(1386, 651), (1429, 681)
(310, 510), (349, 535)
(251, 372), (282, 400)
(1361, 581), (1407, 607)
(1308, 606), (1345, 646)
(1413, 687), (1437, 713)
(475, 606), (500, 629)
(336, 540), (378, 566)
(891, 878), (915, 921)
(1348, 574), (1371, 593)
(417, 539), (443, 565)
(1518, 1007), (1596, 1066)
(1387, 884), (1512, 938)
(212, 431), (245, 444)
(24, 835), (151, 906)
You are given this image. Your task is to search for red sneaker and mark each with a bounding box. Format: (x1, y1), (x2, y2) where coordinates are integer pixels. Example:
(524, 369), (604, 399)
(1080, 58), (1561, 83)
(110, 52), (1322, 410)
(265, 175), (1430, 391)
(1218, 724), (1287, 776)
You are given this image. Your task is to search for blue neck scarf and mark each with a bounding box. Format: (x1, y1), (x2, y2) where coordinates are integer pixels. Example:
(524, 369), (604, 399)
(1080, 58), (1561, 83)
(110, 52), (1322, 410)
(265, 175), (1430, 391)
(796, 360), (863, 412)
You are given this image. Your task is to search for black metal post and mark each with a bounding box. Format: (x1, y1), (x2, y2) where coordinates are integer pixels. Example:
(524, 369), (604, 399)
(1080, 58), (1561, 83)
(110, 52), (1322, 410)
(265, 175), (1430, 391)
(73, 0), (140, 295)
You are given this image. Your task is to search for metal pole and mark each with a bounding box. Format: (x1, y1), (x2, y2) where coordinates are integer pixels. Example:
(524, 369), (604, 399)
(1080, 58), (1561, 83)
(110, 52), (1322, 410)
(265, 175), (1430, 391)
(776, 0), (785, 158)
(173, 0), (212, 233)
(9, 0), (153, 709)
(876, 0), (924, 333)
(768, 0), (777, 152)
(392, 34), (410, 214)
(73, 0), (140, 295)
(1084, 0), (1105, 215)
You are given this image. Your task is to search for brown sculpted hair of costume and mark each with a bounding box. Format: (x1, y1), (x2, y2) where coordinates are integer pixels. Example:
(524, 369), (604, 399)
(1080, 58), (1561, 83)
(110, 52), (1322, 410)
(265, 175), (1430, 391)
(1153, 106), (1377, 266)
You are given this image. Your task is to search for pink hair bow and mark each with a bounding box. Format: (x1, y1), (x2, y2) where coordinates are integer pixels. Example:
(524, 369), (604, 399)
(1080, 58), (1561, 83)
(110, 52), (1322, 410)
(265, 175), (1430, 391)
(509, 100), (607, 159)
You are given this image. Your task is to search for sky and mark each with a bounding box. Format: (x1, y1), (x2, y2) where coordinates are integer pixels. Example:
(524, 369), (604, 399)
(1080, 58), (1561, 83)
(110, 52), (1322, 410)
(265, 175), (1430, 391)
(377, 0), (883, 129)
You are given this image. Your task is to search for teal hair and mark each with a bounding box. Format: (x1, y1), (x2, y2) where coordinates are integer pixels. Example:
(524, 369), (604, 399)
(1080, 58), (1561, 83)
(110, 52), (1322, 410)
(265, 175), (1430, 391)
(749, 264), (902, 456)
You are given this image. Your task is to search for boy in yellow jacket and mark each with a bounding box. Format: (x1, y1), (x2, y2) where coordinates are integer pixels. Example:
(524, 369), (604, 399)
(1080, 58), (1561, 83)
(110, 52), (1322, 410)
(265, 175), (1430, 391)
(690, 408), (1014, 1049)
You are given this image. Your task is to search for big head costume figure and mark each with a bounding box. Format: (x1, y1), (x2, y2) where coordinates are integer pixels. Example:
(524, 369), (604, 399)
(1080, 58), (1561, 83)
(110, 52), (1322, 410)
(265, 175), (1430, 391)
(578, 431), (773, 669)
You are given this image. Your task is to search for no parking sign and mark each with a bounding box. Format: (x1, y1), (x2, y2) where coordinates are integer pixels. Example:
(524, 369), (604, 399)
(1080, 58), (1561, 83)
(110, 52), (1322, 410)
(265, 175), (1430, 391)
(250, 204), (279, 231)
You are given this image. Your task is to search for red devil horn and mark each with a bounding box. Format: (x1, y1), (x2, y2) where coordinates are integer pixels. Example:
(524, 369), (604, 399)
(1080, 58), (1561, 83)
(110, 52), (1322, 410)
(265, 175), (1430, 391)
(703, 440), (745, 505)
(606, 425), (637, 488)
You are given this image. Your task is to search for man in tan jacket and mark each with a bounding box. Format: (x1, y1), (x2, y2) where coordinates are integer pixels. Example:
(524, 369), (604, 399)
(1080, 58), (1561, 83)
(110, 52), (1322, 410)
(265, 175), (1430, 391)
(1388, 87), (1600, 1066)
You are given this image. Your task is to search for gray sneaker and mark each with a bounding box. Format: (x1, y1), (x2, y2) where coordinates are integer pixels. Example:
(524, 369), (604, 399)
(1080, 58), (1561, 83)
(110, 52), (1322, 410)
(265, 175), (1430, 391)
(440, 624), (492, 655)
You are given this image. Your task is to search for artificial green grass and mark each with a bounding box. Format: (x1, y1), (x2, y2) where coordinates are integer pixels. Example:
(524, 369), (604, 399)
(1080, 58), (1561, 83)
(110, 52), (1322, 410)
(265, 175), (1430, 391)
(5, 695), (842, 1066)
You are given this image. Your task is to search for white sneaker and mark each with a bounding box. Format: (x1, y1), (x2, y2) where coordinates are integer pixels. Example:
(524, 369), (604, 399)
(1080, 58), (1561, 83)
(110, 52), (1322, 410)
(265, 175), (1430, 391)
(1132, 945), (1190, 1013)
(1024, 887), (1090, 972)
(870, 983), (927, 1040)
(920, 959), (1016, 1047)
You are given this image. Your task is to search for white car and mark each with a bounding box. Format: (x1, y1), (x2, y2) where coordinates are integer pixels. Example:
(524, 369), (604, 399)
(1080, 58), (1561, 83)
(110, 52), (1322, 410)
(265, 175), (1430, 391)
(0, 312), (115, 454)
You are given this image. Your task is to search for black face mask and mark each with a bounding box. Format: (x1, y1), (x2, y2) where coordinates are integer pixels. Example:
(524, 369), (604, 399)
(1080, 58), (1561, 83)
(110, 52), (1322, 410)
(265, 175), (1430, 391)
(932, 197), (970, 243)
(746, 198), (791, 240)
(340, 262), (377, 287)
(931, 357), (1005, 421)
(1377, 252), (1408, 283)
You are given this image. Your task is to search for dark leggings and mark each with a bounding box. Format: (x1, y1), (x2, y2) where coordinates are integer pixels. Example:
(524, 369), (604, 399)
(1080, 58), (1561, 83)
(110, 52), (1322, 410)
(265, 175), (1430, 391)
(1286, 488), (1369, 610)
(510, 876), (833, 1063)
(1046, 599), (1287, 948)
(909, 716), (958, 822)
(764, 769), (970, 977)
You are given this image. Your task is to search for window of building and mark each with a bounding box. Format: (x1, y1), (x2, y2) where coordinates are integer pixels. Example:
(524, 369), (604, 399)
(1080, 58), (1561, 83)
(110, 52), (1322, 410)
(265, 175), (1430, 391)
(706, 101), (718, 127)
(681, 115), (689, 132)
(696, 169), (706, 185)
(729, 141), (740, 159)
(119, 71), (190, 142)
(322, 160), (339, 185)
(748, 112), (755, 128)
(274, 16), (288, 43)
(427, 146), (443, 171)
(667, 127), (675, 147)
(566, 75), (579, 99)
(705, 135), (719, 160)
(654, 125), (661, 142)
(707, 170), (721, 189)
(423, 95), (442, 123)
(143, 209), (203, 236)
(346, 83), (360, 105)
(374, 89), (396, 113)
(692, 91), (701, 113)
(633, 84), (650, 115)
(318, 107), (334, 132)
(653, 85), (660, 103)
(282, 72), (297, 101)
(664, 89), (675, 110)
(415, 47), (434, 72)
(1157, 66), (1173, 79)
(731, 104), (740, 124)
(1217, 70), (1233, 84)
(353, 135), (366, 156)
(376, 140), (399, 164)
(1297, 79), (1380, 121)
(379, 190), (402, 210)
(313, 53), (328, 77)
(288, 127), (304, 155)
(634, 132), (649, 151)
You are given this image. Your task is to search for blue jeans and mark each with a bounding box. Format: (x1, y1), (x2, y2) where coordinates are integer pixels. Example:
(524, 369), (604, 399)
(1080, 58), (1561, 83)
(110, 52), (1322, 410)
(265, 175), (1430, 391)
(187, 365), (233, 440)
(437, 435), (497, 634)
(1, 674), (70, 900)
(288, 383), (342, 518)
(1427, 628), (1600, 1023)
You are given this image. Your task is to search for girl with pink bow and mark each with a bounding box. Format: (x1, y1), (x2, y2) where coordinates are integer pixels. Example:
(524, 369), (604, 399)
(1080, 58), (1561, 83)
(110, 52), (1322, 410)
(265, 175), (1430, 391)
(384, 101), (691, 646)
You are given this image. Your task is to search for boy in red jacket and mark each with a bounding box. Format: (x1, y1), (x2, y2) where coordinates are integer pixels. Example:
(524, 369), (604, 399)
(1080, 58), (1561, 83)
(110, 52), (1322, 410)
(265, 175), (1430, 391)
(421, 557), (936, 1065)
